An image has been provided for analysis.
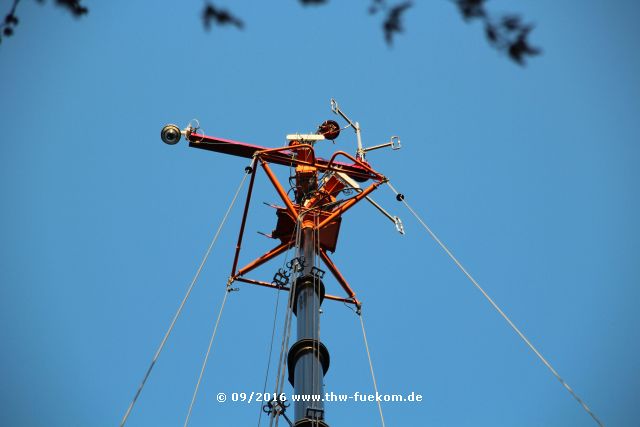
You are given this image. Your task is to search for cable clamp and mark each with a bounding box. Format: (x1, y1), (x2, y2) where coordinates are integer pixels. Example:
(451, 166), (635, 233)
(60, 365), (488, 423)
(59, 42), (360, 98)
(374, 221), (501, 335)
(310, 266), (326, 279)
(272, 268), (291, 288)
(390, 135), (402, 150)
(306, 407), (325, 420)
(286, 256), (306, 272)
(356, 302), (363, 316)
(394, 216), (405, 235)
(263, 398), (292, 426)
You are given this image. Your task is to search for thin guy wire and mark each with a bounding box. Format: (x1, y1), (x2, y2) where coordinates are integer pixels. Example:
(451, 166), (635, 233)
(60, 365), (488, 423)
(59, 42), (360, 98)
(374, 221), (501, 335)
(309, 214), (319, 418)
(270, 219), (302, 427)
(269, 250), (296, 427)
(311, 215), (317, 410)
(314, 214), (322, 418)
(271, 270), (296, 427)
(257, 245), (292, 427)
(315, 216), (319, 409)
(183, 284), (232, 427)
(256, 287), (282, 427)
(386, 181), (605, 427)
(267, 154), (299, 427)
(119, 170), (249, 427)
(359, 310), (386, 427)
(280, 222), (303, 391)
(316, 214), (324, 427)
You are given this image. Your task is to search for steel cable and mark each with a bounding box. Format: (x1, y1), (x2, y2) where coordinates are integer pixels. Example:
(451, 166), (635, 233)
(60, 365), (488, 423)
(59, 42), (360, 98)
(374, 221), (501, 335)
(119, 168), (250, 427)
(183, 283), (233, 427)
(358, 310), (386, 427)
(386, 181), (605, 427)
(270, 219), (303, 427)
(257, 237), (296, 427)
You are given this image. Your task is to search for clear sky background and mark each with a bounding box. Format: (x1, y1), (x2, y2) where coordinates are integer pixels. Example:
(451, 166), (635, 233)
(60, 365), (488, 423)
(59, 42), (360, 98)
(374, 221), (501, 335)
(1, 1), (638, 426)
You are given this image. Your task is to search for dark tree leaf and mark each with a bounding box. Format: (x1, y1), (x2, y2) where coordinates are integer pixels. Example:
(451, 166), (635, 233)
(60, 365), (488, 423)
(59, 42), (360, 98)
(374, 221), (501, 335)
(501, 15), (522, 32)
(55, 0), (89, 17)
(456, 0), (486, 21)
(202, 3), (244, 31)
(485, 23), (497, 44)
(369, 0), (386, 15)
(383, 1), (412, 45)
(508, 28), (541, 65)
(455, 0), (540, 65)
(5, 13), (19, 25)
(1, 0), (540, 66)
(299, 0), (328, 5)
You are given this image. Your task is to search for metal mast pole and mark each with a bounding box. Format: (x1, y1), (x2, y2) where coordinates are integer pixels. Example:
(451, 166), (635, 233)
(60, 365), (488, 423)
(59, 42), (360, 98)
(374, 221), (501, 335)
(287, 173), (330, 427)
(160, 110), (387, 426)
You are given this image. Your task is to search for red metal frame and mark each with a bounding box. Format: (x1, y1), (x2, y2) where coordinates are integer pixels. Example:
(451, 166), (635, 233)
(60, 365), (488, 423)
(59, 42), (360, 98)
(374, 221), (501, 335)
(189, 131), (386, 306)
(230, 159), (258, 276)
(319, 249), (361, 307)
(233, 276), (356, 304)
(188, 132), (382, 182)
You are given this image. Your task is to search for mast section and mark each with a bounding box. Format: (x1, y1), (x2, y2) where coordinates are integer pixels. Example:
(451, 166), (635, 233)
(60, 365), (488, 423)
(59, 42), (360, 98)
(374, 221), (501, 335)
(159, 101), (402, 426)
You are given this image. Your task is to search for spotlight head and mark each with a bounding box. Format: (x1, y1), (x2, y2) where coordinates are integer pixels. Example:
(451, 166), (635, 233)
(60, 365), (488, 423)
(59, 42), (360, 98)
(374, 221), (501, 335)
(317, 120), (340, 141)
(161, 124), (182, 145)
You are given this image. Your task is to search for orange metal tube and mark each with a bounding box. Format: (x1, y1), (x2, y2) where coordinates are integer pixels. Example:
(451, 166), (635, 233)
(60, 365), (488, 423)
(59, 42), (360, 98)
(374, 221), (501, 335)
(316, 180), (382, 230)
(324, 294), (358, 305)
(233, 241), (293, 278)
(264, 154), (375, 181)
(258, 151), (378, 182)
(325, 150), (385, 180)
(259, 159), (299, 219)
(257, 143), (316, 163)
(230, 161), (258, 277)
(234, 276), (290, 291)
(319, 249), (360, 306)
(234, 277), (356, 305)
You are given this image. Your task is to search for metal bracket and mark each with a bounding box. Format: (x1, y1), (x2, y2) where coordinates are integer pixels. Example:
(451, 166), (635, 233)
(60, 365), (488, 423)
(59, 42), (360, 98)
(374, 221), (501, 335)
(330, 98), (365, 161)
(390, 135), (401, 150)
(263, 398), (292, 427)
(330, 98), (340, 116)
(272, 268), (291, 288)
(362, 136), (402, 153)
(336, 172), (404, 235)
(184, 118), (200, 136)
(286, 134), (325, 143)
(287, 256), (306, 273)
(394, 216), (405, 235)
(311, 266), (326, 279)
(306, 407), (325, 420)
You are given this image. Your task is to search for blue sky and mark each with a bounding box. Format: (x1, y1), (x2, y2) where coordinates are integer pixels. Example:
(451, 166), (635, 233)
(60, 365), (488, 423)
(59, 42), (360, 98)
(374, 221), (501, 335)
(1, 1), (638, 426)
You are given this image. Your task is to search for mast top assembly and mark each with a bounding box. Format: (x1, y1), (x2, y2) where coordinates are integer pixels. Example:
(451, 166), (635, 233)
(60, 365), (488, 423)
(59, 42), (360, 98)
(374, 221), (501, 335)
(158, 99), (407, 426)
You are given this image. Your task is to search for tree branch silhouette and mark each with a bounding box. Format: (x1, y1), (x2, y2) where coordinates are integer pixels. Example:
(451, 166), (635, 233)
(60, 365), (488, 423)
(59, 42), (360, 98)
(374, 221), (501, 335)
(53, 0), (89, 17)
(1, 0), (21, 41)
(203, 3), (243, 30)
(454, 0), (540, 64)
(1, 0), (540, 64)
(200, 0), (540, 64)
(1, 0), (88, 44)
(373, 1), (414, 46)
